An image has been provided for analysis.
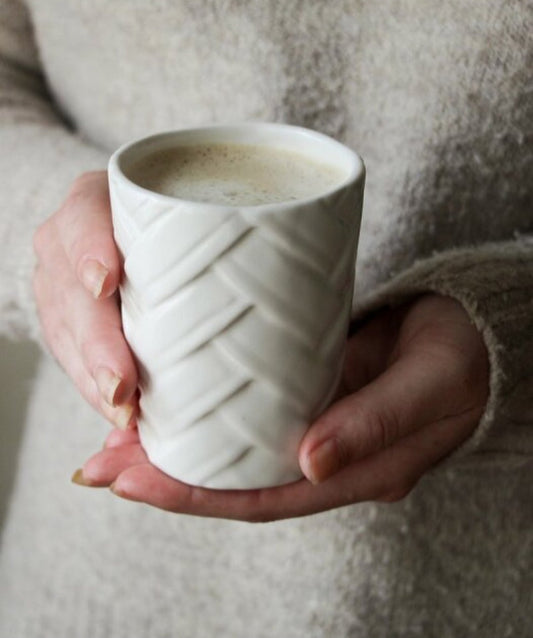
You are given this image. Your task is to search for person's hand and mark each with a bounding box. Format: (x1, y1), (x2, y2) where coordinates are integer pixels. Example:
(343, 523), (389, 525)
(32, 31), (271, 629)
(76, 294), (489, 521)
(33, 171), (139, 429)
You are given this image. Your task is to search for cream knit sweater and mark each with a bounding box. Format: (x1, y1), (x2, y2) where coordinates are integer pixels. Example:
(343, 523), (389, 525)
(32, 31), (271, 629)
(0, 1), (532, 636)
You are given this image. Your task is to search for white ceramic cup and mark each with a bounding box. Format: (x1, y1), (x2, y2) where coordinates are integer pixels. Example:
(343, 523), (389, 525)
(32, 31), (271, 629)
(108, 123), (365, 489)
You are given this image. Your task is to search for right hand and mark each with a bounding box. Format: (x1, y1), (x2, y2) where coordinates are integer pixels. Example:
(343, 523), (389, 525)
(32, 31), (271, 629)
(33, 171), (139, 429)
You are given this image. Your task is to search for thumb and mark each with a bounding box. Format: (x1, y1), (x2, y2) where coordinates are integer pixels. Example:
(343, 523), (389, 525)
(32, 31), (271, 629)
(299, 347), (467, 484)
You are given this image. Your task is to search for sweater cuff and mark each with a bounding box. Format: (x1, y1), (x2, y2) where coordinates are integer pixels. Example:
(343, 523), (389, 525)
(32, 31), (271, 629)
(0, 123), (108, 341)
(352, 239), (533, 470)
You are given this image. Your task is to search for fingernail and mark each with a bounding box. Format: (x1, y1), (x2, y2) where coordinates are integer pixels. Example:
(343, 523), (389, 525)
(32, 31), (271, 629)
(302, 439), (343, 485)
(81, 259), (109, 299)
(71, 468), (93, 487)
(113, 404), (134, 431)
(94, 367), (122, 406)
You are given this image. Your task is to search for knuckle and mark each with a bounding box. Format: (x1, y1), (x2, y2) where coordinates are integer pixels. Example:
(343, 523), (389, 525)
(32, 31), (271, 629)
(337, 402), (371, 451)
(59, 221), (97, 271)
(357, 403), (400, 453)
(426, 340), (471, 381)
(429, 343), (487, 409)
(68, 171), (108, 206)
(68, 234), (89, 265)
(70, 171), (104, 193)
(78, 375), (101, 411)
(64, 175), (94, 210)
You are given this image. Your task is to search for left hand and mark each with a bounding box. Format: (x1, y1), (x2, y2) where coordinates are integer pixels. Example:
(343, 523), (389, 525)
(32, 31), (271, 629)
(75, 294), (489, 521)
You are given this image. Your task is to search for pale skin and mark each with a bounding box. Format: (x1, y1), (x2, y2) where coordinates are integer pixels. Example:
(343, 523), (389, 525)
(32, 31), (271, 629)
(33, 171), (490, 521)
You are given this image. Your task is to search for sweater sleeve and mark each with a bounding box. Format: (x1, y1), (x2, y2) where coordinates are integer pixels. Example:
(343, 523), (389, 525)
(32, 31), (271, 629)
(0, 0), (108, 341)
(353, 238), (533, 470)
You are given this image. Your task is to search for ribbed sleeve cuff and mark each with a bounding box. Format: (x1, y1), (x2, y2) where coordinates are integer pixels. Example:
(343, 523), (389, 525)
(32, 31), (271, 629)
(0, 123), (108, 340)
(353, 239), (533, 469)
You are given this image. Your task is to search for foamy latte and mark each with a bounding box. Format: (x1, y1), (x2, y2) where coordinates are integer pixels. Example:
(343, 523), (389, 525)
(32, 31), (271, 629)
(127, 143), (346, 206)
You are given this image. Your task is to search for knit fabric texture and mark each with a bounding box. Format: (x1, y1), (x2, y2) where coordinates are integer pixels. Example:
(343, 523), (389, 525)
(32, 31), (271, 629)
(0, 1), (532, 636)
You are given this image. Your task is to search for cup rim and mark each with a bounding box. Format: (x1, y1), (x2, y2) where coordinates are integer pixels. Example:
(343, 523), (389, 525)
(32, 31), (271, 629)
(108, 122), (365, 213)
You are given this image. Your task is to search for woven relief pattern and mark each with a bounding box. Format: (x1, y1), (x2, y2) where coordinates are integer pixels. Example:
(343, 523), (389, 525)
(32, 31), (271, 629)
(111, 178), (361, 488)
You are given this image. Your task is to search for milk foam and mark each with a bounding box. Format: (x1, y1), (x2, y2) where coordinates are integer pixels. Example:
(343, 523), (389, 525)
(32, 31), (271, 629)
(127, 143), (346, 206)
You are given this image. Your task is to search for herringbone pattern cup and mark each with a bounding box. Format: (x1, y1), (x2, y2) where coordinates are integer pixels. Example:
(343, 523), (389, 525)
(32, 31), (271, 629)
(109, 125), (364, 488)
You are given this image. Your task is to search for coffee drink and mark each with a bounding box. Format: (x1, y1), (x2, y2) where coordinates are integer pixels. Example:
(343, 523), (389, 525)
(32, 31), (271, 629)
(127, 143), (346, 206)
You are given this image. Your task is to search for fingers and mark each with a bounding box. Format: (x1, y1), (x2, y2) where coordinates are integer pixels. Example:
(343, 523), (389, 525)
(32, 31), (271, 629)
(56, 171), (120, 298)
(341, 306), (404, 394)
(77, 439), (344, 520)
(299, 348), (460, 484)
(78, 401), (480, 520)
(299, 297), (489, 485)
(71, 294), (489, 521)
(75, 378), (482, 521)
(70, 287), (138, 406)
(81, 443), (148, 487)
(109, 465), (327, 521)
(33, 171), (139, 426)
(35, 225), (137, 413)
(374, 402), (485, 502)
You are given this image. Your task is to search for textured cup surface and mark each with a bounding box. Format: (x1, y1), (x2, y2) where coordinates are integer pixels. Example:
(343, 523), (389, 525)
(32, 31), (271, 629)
(108, 123), (365, 489)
